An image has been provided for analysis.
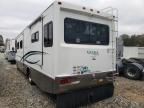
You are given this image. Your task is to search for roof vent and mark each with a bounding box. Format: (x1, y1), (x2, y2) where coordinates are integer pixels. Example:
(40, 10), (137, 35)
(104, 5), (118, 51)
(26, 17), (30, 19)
(90, 9), (93, 12)
(58, 1), (62, 5)
(83, 7), (86, 10)
(97, 11), (100, 13)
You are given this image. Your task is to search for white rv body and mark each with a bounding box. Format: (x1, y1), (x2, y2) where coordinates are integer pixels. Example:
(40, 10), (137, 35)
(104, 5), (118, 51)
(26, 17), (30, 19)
(5, 39), (16, 62)
(16, 1), (117, 94)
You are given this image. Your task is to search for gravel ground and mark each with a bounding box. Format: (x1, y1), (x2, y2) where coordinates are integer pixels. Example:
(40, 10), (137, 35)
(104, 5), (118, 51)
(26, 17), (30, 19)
(0, 53), (144, 108)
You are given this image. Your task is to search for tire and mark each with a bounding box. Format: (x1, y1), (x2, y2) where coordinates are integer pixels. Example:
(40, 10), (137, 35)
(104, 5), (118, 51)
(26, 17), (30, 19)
(124, 63), (143, 80)
(27, 68), (35, 85)
(28, 74), (35, 85)
(10, 61), (16, 64)
(28, 76), (35, 85)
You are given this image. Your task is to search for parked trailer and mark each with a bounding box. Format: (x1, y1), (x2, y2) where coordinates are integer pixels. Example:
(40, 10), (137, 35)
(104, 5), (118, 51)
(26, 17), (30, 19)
(117, 46), (144, 80)
(5, 39), (16, 63)
(16, 1), (117, 107)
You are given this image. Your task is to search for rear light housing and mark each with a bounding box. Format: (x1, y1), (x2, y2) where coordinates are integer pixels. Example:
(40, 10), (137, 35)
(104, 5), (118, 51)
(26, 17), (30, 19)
(60, 78), (72, 85)
(57, 77), (80, 86)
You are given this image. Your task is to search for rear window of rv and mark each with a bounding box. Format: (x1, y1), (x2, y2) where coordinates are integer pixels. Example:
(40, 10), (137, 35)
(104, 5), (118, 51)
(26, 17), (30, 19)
(64, 18), (109, 45)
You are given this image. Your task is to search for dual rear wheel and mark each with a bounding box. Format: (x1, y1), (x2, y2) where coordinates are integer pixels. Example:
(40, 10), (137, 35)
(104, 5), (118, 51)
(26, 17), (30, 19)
(124, 63), (143, 80)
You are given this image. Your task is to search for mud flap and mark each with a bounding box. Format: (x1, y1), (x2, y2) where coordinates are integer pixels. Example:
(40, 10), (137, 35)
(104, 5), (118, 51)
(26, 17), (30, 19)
(56, 83), (114, 108)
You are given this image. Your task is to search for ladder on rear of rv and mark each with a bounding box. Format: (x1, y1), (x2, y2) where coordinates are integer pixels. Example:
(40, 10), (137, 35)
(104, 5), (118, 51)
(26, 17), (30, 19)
(101, 7), (119, 76)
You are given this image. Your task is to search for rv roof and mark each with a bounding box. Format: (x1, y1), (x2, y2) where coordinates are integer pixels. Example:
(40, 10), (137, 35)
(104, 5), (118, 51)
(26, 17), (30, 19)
(16, 0), (116, 39)
(28, 1), (115, 28)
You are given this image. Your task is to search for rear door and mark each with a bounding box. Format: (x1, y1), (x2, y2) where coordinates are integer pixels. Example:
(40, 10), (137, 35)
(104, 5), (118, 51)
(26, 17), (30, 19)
(42, 6), (54, 77)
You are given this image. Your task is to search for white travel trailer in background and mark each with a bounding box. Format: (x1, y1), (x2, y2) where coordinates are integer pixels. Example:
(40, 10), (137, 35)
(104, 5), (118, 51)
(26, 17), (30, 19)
(123, 47), (144, 59)
(5, 39), (16, 62)
(16, 1), (118, 107)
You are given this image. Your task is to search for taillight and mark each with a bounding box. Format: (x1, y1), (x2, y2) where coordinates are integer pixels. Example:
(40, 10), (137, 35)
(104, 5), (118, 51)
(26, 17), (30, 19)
(60, 78), (72, 85)
(58, 77), (80, 86)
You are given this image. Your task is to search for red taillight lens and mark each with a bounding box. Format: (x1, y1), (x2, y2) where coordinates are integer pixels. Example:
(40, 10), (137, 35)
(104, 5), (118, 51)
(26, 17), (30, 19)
(60, 78), (71, 85)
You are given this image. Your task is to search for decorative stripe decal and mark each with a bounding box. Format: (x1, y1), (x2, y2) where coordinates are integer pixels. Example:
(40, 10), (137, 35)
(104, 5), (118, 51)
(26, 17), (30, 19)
(20, 51), (47, 65)
(24, 59), (40, 64)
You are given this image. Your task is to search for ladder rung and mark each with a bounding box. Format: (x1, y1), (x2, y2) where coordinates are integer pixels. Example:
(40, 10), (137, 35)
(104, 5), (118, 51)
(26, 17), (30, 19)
(111, 30), (118, 32)
(113, 20), (118, 22)
(114, 17), (118, 18)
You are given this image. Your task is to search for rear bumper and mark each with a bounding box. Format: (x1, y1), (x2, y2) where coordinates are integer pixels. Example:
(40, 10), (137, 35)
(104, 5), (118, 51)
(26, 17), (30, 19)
(54, 72), (114, 94)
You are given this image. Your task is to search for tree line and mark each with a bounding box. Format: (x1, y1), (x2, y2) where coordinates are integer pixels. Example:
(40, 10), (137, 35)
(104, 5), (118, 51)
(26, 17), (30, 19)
(120, 34), (144, 47)
(0, 35), (4, 46)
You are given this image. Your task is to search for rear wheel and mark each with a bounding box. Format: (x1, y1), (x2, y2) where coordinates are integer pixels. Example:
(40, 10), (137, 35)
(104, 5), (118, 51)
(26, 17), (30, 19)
(10, 60), (16, 64)
(27, 68), (35, 85)
(28, 75), (35, 85)
(124, 63), (142, 80)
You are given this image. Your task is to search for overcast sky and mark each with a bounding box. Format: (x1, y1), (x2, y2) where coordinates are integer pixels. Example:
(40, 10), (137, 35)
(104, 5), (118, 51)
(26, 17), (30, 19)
(0, 0), (144, 40)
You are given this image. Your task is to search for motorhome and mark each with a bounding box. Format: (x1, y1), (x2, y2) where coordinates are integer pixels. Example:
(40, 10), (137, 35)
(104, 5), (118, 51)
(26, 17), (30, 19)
(16, 1), (118, 107)
(5, 39), (16, 62)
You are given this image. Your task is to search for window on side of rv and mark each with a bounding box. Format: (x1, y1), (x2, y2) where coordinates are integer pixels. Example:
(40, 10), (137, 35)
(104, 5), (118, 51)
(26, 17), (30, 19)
(44, 22), (53, 47)
(20, 40), (23, 49)
(17, 42), (19, 49)
(15, 40), (17, 52)
(64, 18), (109, 45)
(31, 31), (39, 43)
